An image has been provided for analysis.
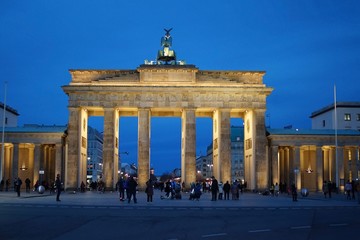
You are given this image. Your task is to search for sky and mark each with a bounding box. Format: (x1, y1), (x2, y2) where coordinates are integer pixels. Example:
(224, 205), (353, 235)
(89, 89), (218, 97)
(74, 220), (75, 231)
(1, 0), (359, 175)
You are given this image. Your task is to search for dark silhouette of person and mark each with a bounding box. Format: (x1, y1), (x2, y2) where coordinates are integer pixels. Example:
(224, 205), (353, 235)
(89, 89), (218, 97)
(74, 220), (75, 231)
(117, 178), (125, 201)
(15, 177), (22, 197)
(223, 181), (231, 200)
(146, 179), (154, 202)
(127, 176), (138, 203)
(291, 183), (298, 202)
(55, 174), (62, 201)
(211, 176), (219, 201)
(25, 178), (31, 193)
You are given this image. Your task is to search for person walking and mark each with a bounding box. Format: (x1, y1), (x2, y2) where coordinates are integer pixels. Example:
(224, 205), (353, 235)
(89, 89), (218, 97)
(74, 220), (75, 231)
(127, 176), (138, 203)
(223, 181), (230, 200)
(55, 174), (62, 202)
(291, 183), (297, 202)
(15, 177), (22, 197)
(345, 180), (352, 200)
(323, 181), (329, 198)
(274, 182), (280, 197)
(211, 176), (219, 201)
(117, 177), (125, 201)
(218, 182), (224, 200)
(0, 178), (4, 191)
(25, 178), (31, 193)
(145, 179), (154, 203)
(356, 181), (360, 204)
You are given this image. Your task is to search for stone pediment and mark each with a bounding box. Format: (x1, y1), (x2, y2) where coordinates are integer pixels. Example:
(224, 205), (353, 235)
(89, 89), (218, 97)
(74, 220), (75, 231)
(69, 65), (266, 86)
(137, 64), (198, 83)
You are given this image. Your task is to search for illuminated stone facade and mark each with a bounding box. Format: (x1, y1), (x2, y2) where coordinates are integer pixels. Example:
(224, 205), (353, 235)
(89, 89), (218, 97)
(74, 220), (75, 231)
(62, 64), (273, 190)
(0, 125), (67, 190)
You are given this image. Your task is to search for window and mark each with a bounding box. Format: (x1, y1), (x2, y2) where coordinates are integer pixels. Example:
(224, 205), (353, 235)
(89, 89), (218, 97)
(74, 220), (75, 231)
(344, 113), (351, 121)
(322, 120), (326, 127)
(357, 114), (360, 121)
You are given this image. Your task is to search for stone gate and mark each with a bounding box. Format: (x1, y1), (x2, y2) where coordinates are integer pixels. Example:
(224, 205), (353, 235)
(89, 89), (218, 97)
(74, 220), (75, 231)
(62, 64), (273, 190)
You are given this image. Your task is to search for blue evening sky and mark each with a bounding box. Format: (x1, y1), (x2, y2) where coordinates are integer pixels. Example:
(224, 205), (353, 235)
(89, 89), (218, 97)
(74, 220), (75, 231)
(1, 1), (359, 174)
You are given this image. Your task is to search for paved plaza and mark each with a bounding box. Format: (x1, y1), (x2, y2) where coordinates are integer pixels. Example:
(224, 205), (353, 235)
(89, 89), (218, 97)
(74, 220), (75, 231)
(1, 189), (359, 209)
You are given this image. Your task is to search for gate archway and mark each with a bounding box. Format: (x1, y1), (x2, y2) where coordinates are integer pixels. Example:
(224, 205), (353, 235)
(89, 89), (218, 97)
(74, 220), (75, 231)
(63, 64), (272, 190)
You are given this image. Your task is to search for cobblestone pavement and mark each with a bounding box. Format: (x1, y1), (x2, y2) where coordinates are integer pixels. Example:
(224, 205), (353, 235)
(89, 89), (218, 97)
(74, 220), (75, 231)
(1, 189), (359, 209)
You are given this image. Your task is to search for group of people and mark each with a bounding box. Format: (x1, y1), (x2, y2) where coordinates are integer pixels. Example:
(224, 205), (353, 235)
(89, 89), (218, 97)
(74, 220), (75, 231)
(116, 176), (139, 203)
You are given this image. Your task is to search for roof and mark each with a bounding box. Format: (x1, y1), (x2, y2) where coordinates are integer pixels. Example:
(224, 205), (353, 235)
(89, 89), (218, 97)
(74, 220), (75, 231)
(4, 124), (67, 133)
(267, 128), (360, 136)
(0, 102), (20, 116)
(310, 102), (360, 118)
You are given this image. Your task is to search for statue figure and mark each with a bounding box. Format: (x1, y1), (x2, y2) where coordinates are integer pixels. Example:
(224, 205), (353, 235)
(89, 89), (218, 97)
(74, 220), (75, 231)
(161, 28), (173, 48)
(157, 28), (176, 64)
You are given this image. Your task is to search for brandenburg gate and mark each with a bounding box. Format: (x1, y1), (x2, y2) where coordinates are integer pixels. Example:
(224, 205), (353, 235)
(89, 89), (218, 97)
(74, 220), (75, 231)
(62, 30), (273, 191)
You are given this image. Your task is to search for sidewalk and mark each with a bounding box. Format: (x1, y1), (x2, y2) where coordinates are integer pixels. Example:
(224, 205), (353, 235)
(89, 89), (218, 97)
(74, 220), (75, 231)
(1, 189), (359, 209)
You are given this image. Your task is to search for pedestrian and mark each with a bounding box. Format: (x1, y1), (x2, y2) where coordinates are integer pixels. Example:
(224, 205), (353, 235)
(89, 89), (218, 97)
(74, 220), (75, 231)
(211, 176), (219, 201)
(55, 174), (62, 202)
(218, 182), (223, 200)
(145, 179), (154, 203)
(0, 178), (4, 191)
(117, 177), (125, 201)
(231, 181), (238, 200)
(127, 176), (138, 203)
(274, 182), (280, 197)
(351, 180), (356, 200)
(223, 181), (230, 200)
(5, 179), (10, 191)
(323, 181), (328, 198)
(327, 181), (332, 198)
(25, 178), (31, 193)
(291, 183), (297, 202)
(345, 180), (352, 200)
(15, 177), (22, 197)
(356, 181), (360, 204)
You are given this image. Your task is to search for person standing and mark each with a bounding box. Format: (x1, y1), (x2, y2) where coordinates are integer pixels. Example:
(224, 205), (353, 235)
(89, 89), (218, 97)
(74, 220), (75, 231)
(218, 182), (224, 200)
(291, 183), (297, 202)
(117, 177), (125, 201)
(211, 176), (219, 201)
(323, 181), (329, 198)
(0, 178), (4, 191)
(55, 174), (62, 202)
(356, 181), (360, 204)
(25, 178), (31, 193)
(15, 177), (22, 197)
(223, 181), (230, 200)
(127, 176), (138, 203)
(146, 179), (154, 203)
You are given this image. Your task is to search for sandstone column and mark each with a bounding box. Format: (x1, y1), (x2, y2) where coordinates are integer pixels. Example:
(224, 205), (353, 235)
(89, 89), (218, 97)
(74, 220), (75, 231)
(271, 146), (279, 185)
(181, 109), (196, 189)
(294, 146), (301, 190)
(212, 109), (231, 183)
(138, 108), (150, 190)
(55, 143), (63, 178)
(33, 144), (41, 184)
(244, 109), (267, 190)
(316, 146), (323, 191)
(338, 147), (344, 190)
(103, 108), (119, 190)
(65, 107), (81, 190)
(12, 143), (19, 181)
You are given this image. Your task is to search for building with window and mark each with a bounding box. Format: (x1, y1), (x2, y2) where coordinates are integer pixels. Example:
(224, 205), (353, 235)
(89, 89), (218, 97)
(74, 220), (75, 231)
(310, 102), (360, 130)
(197, 126), (245, 182)
(0, 102), (19, 127)
(86, 126), (103, 182)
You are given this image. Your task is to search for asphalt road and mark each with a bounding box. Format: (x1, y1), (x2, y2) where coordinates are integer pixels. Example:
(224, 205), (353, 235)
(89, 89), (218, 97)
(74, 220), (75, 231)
(1, 205), (359, 240)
